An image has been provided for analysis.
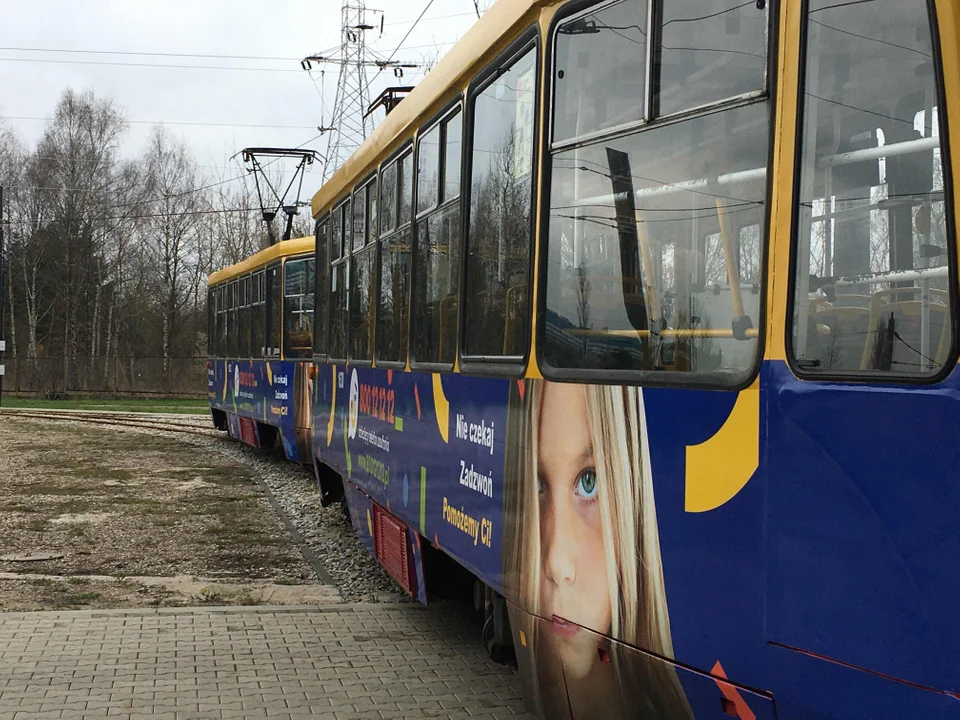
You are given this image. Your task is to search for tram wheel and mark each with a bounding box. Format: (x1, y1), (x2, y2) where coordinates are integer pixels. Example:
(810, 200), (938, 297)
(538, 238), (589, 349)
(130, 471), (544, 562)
(482, 615), (515, 666)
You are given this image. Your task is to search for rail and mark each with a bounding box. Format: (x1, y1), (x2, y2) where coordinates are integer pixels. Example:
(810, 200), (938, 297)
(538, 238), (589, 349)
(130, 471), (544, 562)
(0, 408), (219, 438)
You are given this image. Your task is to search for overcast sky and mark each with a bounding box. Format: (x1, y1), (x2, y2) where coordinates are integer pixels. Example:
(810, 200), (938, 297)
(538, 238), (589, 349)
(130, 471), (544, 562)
(0, 0), (484, 191)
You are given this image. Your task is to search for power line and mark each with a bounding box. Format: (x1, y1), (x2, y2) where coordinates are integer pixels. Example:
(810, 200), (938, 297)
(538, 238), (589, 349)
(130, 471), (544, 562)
(0, 57), (301, 73)
(4, 116), (318, 131)
(11, 154), (320, 174)
(374, 0), (439, 84)
(0, 46), (301, 62)
(384, 9), (474, 26)
(117, 133), (325, 212)
(4, 133), (327, 213)
(6, 206), (265, 224)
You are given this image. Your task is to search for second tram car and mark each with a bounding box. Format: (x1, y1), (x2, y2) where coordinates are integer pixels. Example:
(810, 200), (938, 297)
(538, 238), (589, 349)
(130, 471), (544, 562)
(207, 237), (316, 462)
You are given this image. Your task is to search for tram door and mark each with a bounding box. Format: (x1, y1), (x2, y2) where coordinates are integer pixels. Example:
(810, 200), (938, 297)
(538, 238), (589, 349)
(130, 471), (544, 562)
(765, 0), (960, 698)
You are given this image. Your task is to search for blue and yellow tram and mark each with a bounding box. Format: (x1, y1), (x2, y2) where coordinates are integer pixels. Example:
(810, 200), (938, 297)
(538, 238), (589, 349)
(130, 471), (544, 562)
(305, 0), (960, 717)
(207, 237), (316, 462)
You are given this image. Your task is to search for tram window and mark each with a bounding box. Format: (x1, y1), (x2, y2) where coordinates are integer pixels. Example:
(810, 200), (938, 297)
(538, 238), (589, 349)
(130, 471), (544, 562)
(352, 191), (366, 253)
(283, 258), (315, 360)
(343, 198), (353, 255)
(790, 0), (952, 377)
(314, 217), (330, 358)
(217, 285), (227, 357)
(399, 151), (414, 227)
(329, 259), (349, 361)
(266, 264), (282, 358)
(207, 289), (215, 356)
(443, 110), (462, 202)
(464, 47), (537, 361)
(658, 0), (767, 117)
(554, 0), (647, 145)
(377, 227), (412, 364)
(365, 180), (378, 244)
(380, 161), (398, 237)
(413, 204), (461, 365)
(225, 280), (236, 358)
(238, 276), (250, 358)
(543, 103), (769, 379)
(350, 243), (376, 362)
(252, 270), (266, 357)
(418, 124), (441, 215)
(331, 202), (344, 261)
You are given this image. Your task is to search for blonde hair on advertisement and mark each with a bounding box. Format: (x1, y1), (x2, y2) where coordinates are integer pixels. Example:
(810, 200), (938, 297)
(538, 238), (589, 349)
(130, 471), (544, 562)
(504, 380), (691, 718)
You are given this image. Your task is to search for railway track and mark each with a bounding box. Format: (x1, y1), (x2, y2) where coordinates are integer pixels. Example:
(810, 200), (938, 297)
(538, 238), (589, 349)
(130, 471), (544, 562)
(0, 408), (221, 438)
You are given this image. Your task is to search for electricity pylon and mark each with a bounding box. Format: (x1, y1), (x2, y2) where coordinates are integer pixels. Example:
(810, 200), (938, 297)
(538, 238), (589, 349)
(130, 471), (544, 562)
(303, 1), (421, 181)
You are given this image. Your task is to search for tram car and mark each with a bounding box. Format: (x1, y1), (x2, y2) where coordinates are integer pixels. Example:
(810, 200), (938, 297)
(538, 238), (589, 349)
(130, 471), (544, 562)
(307, 0), (960, 717)
(207, 237), (316, 463)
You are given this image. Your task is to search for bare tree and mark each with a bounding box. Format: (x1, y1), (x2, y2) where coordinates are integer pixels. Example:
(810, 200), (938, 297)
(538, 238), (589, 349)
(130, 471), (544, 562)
(142, 126), (206, 379)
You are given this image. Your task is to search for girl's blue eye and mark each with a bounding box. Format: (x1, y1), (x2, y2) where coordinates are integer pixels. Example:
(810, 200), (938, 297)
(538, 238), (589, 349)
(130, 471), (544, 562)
(537, 476), (545, 495)
(575, 469), (598, 499)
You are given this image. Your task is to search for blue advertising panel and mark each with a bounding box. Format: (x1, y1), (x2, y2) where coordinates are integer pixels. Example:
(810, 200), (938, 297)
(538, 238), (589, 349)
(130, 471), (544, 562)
(313, 365), (507, 589)
(209, 358), (312, 462)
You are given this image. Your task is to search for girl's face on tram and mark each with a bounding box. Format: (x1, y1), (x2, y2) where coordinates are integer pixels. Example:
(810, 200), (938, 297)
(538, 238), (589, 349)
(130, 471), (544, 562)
(537, 381), (611, 680)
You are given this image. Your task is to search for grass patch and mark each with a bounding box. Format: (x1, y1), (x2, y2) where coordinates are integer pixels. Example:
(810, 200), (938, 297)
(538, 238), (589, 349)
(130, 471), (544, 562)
(27, 458), (137, 484)
(2, 501), (39, 512)
(4, 397), (209, 415)
(61, 591), (100, 606)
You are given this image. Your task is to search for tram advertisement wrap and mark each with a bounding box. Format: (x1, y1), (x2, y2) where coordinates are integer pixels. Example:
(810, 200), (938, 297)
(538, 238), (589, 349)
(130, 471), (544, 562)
(314, 368), (782, 718)
(314, 366), (508, 587)
(210, 359), (312, 460)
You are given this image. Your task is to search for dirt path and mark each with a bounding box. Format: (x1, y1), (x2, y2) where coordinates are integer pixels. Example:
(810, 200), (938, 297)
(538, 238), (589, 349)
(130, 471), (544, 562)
(0, 418), (337, 611)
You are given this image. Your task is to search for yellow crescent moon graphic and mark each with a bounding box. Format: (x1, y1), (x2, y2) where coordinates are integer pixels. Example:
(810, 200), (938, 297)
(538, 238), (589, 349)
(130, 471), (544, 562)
(326, 365), (337, 447)
(684, 379), (759, 512)
(433, 373), (449, 444)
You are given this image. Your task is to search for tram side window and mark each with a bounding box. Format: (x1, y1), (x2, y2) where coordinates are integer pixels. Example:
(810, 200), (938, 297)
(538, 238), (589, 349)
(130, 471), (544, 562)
(227, 280), (239, 358)
(413, 109), (463, 366)
(553, 0), (647, 144)
(542, 0), (770, 381)
(252, 270), (266, 357)
(217, 285), (227, 357)
(353, 187), (366, 254)
(790, 0), (952, 377)
(314, 217), (330, 358)
(464, 47), (537, 361)
(266, 264), (282, 358)
(284, 257), (315, 359)
(380, 162), (398, 237)
(658, 0), (767, 117)
(208, 289), (215, 356)
(377, 151), (413, 365)
(400, 151), (414, 229)
(351, 180), (377, 363)
(329, 200), (351, 361)
(238, 275), (251, 358)
(418, 125), (441, 214)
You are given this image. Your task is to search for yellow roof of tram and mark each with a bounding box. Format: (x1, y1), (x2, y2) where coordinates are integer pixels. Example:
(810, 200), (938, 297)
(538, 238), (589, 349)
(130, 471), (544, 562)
(207, 236), (314, 286)
(311, 0), (546, 218)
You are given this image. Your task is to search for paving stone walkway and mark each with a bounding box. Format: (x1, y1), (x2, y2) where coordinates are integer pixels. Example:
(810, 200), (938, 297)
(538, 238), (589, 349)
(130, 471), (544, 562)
(0, 602), (535, 720)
